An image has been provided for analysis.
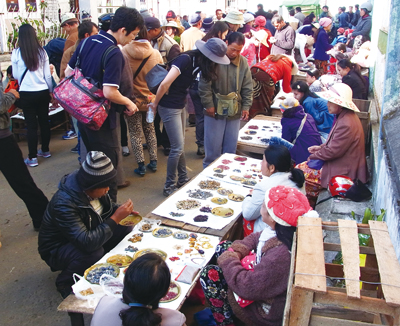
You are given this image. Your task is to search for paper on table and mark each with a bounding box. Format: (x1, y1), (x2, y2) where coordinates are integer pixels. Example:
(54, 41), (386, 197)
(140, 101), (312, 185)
(152, 173), (251, 230)
(73, 225), (220, 311)
(238, 119), (282, 146)
(11, 105), (63, 119)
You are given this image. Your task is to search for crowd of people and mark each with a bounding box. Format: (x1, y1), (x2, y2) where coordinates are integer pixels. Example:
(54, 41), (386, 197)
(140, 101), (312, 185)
(0, 2), (373, 325)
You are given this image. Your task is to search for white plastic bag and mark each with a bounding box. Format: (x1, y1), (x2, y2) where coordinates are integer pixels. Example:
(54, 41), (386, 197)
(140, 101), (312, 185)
(99, 274), (124, 298)
(72, 274), (104, 301)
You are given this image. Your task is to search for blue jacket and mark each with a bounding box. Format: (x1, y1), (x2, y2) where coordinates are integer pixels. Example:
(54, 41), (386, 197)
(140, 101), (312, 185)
(281, 106), (322, 164)
(338, 12), (350, 28)
(352, 15), (372, 38)
(302, 96), (334, 134)
(313, 29), (333, 61)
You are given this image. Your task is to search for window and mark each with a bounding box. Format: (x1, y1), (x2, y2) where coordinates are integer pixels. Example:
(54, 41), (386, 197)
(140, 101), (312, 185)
(6, 0), (19, 12)
(26, 0), (37, 12)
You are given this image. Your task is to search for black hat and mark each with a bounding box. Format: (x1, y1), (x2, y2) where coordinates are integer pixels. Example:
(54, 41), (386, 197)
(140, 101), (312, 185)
(145, 17), (161, 30)
(166, 10), (176, 19)
(77, 151), (117, 190)
(202, 17), (214, 33)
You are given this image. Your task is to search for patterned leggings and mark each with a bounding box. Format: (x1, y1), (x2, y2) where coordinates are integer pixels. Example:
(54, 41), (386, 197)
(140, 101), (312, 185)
(200, 241), (235, 326)
(126, 111), (157, 164)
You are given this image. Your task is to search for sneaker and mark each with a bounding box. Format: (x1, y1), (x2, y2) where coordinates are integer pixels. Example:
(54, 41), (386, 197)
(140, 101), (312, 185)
(163, 185), (177, 197)
(70, 144), (79, 153)
(62, 130), (77, 140)
(122, 146), (130, 157)
(147, 160), (157, 172)
(134, 163), (146, 176)
(197, 145), (205, 156)
(37, 149), (51, 158)
(25, 157), (38, 167)
(177, 177), (191, 188)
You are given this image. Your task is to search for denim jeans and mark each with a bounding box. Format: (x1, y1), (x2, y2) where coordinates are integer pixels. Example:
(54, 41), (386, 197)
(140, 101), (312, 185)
(203, 116), (241, 168)
(189, 81), (204, 146)
(269, 136), (294, 150)
(158, 105), (187, 187)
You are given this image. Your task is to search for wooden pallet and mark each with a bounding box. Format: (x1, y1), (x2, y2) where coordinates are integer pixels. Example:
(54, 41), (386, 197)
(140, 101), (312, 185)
(283, 217), (400, 326)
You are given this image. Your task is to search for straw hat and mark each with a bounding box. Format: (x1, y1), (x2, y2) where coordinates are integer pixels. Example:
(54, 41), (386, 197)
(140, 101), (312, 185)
(224, 10), (244, 25)
(162, 21), (182, 36)
(195, 38), (230, 65)
(316, 83), (359, 112)
(311, 22), (320, 29)
(251, 29), (269, 47)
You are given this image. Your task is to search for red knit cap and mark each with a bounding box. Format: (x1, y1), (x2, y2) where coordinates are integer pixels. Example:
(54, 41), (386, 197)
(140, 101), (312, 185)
(255, 16), (266, 27)
(265, 186), (313, 227)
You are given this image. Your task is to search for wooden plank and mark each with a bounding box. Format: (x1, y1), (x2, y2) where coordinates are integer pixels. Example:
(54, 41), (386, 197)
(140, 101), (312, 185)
(338, 219), (361, 299)
(311, 306), (375, 323)
(283, 232), (297, 326)
(295, 216), (326, 293)
(236, 143), (266, 154)
(325, 263), (380, 289)
(288, 287), (314, 326)
(322, 221), (371, 235)
(252, 115), (282, 122)
(314, 290), (397, 316)
(369, 220), (400, 307)
(310, 315), (382, 326)
(57, 294), (96, 314)
(326, 286), (377, 298)
(324, 242), (375, 255)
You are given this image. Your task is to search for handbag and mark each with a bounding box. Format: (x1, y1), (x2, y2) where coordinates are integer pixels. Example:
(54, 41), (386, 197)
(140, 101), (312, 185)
(53, 38), (117, 131)
(215, 59), (241, 117)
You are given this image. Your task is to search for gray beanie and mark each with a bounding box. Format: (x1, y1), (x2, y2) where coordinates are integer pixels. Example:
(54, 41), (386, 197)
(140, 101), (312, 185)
(77, 151), (117, 190)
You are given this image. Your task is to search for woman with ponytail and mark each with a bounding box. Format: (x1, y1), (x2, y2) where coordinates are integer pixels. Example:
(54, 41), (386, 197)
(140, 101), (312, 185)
(242, 144), (305, 235)
(201, 185), (318, 326)
(336, 59), (368, 99)
(91, 253), (186, 326)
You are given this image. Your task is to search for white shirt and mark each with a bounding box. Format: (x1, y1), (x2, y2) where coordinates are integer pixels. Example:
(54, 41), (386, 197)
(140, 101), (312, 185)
(11, 48), (53, 92)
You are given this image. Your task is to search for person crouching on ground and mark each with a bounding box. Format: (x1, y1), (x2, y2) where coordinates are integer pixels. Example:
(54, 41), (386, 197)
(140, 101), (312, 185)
(91, 253), (186, 326)
(38, 151), (137, 298)
(200, 185), (318, 326)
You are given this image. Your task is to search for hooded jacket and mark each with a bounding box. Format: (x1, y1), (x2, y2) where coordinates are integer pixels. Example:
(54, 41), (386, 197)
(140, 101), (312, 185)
(122, 40), (163, 111)
(281, 105), (322, 164)
(0, 83), (16, 133)
(301, 95), (334, 134)
(352, 15), (372, 38)
(38, 171), (119, 262)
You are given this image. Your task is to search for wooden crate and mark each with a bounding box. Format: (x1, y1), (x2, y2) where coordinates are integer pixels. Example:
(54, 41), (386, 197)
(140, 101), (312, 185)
(353, 99), (372, 150)
(283, 216), (400, 326)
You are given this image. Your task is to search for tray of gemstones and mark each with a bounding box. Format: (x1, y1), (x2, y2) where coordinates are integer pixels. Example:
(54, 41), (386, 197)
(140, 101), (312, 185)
(238, 118), (282, 146)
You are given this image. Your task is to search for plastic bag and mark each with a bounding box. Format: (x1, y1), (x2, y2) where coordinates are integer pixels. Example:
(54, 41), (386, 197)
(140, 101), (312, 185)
(72, 274), (104, 301)
(99, 274), (124, 298)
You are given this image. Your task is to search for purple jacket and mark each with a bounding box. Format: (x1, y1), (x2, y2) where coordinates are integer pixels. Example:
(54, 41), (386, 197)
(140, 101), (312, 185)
(281, 105), (322, 164)
(218, 233), (291, 326)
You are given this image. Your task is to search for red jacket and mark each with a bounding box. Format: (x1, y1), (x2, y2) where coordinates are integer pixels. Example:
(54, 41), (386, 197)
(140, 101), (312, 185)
(5, 79), (19, 113)
(252, 56), (293, 93)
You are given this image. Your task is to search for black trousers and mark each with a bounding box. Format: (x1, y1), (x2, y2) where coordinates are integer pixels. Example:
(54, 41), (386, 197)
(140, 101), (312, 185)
(46, 224), (132, 290)
(0, 135), (48, 228)
(78, 121), (119, 202)
(19, 90), (51, 159)
(120, 113), (128, 147)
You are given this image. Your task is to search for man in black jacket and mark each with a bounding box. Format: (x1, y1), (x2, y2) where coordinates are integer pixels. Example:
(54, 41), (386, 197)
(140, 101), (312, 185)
(38, 151), (136, 298)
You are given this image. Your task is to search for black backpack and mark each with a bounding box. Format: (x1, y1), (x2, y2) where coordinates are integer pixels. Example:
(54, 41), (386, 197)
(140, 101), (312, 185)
(44, 38), (66, 78)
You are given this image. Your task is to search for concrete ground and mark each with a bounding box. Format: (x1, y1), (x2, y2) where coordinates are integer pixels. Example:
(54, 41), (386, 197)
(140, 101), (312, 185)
(0, 125), (205, 325)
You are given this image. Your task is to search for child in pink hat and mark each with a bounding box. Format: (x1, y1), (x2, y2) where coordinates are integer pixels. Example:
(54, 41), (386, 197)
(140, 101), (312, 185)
(200, 186), (318, 326)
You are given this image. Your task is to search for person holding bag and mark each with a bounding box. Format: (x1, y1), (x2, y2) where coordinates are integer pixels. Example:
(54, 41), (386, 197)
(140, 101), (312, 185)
(11, 24), (54, 167)
(147, 37), (230, 197)
(199, 32), (253, 168)
(122, 27), (163, 176)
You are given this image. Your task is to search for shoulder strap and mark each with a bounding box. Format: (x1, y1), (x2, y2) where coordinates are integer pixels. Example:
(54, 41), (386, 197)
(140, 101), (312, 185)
(75, 37), (90, 68)
(19, 67), (28, 87)
(133, 54), (151, 80)
(101, 45), (118, 70)
(236, 58), (240, 93)
(293, 113), (307, 145)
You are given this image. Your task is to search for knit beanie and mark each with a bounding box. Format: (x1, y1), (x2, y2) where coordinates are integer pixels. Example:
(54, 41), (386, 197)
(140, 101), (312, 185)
(265, 186), (319, 227)
(254, 15), (266, 27)
(319, 17), (332, 28)
(77, 151), (117, 190)
(279, 97), (300, 111)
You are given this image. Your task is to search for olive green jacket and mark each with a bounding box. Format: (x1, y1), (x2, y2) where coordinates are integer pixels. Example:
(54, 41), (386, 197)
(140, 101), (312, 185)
(0, 84), (17, 130)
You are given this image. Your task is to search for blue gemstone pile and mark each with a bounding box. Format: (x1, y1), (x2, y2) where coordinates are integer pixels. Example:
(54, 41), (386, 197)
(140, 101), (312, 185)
(86, 266), (118, 284)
